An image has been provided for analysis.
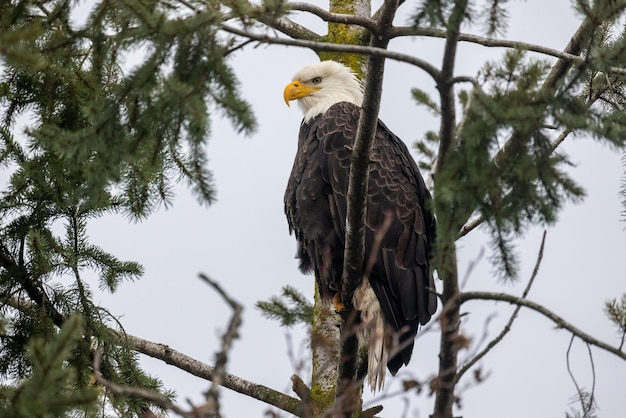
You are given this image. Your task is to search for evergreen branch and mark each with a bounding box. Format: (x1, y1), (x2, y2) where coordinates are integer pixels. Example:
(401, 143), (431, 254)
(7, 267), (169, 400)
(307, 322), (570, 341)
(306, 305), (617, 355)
(256, 285), (313, 327)
(7, 315), (98, 416)
(93, 347), (191, 417)
(604, 294), (626, 351)
(113, 330), (305, 416)
(455, 14), (603, 238)
(550, 128), (574, 153)
(459, 292), (626, 362)
(0, 241), (65, 328)
(219, 24), (442, 79)
(541, 16), (593, 90)
(456, 119), (574, 238)
(456, 230), (546, 380)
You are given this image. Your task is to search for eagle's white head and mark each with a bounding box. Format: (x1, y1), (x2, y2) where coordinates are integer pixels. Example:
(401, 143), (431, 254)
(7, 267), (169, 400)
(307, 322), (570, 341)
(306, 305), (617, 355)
(283, 61), (363, 122)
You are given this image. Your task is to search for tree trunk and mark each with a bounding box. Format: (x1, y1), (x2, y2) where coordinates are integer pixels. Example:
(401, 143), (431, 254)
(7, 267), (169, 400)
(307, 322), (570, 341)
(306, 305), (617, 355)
(308, 0), (370, 414)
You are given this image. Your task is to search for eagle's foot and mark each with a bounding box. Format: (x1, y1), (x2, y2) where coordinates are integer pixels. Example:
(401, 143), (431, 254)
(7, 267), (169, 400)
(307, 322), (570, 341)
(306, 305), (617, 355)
(332, 293), (348, 313)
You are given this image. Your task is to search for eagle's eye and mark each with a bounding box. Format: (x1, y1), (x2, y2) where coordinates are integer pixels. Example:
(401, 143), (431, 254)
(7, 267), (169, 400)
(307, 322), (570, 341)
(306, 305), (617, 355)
(311, 77), (322, 84)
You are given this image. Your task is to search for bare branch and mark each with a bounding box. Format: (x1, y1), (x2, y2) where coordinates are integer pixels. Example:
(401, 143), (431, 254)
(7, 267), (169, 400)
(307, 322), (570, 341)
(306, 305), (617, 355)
(287, 2), (376, 32)
(218, 0), (321, 40)
(339, 0), (399, 308)
(112, 329), (305, 416)
(459, 292), (626, 362)
(219, 24), (441, 79)
(391, 26), (626, 76)
(260, 15), (321, 41)
(456, 230), (547, 380)
(198, 273), (244, 418)
(362, 211), (394, 280)
(432, 1), (469, 415)
(432, 0), (467, 175)
(456, 215), (484, 239)
(566, 336), (597, 417)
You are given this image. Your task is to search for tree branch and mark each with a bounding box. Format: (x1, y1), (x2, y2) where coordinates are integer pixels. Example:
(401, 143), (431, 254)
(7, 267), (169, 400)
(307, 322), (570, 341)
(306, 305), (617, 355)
(0, 241), (65, 328)
(566, 336), (597, 417)
(336, 0), (399, 409)
(390, 25), (626, 75)
(2, 291), (304, 416)
(339, 0), (398, 312)
(287, 2), (376, 32)
(198, 273), (244, 418)
(432, 0), (465, 174)
(219, 24), (441, 79)
(459, 292), (626, 362)
(432, 1), (468, 416)
(112, 329), (306, 416)
(456, 17), (602, 238)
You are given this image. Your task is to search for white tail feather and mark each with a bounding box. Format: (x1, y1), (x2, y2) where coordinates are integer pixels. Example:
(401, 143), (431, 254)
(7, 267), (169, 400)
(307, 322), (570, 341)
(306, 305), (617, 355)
(353, 279), (388, 391)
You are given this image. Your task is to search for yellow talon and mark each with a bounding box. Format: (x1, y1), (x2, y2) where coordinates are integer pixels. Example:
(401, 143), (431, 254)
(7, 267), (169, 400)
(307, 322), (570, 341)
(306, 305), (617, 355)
(332, 293), (347, 313)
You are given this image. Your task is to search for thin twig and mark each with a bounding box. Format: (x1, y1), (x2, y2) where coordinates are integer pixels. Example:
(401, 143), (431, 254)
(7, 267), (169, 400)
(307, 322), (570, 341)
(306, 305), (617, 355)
(362, 210), (394, 280)
(459, 292), (626, 362)
(566, 335), (586, 415)
(587, 342), (596, 415)
(456, 230), (547, 380)
(198, 273), (244, 418)
(456, 215), (484, 239)
(566, 336), (598, 418)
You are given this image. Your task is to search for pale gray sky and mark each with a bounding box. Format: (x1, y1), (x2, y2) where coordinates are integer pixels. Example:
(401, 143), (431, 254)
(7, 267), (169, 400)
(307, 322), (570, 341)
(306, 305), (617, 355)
(4, 0), (625, 416)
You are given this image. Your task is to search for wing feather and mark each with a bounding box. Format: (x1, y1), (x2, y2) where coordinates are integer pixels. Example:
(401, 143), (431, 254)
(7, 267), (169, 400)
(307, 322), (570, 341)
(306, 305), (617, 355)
(285, 101), (436, 375)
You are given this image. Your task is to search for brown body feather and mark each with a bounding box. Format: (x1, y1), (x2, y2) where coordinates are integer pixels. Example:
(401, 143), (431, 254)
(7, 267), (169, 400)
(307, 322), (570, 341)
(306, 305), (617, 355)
(284, 101), (437, 377)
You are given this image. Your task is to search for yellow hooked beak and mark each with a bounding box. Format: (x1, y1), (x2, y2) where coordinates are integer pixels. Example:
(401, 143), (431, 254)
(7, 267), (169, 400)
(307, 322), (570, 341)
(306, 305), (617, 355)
(283, 81), (321, 106)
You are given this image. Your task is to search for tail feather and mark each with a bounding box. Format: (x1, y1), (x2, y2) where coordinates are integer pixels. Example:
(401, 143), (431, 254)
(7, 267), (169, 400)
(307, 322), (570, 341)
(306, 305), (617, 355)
(353, 279), (389, 391)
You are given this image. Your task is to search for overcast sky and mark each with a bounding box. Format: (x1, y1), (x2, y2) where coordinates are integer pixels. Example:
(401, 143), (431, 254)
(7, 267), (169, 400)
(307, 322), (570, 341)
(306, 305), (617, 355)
(3, 0), (625, 416)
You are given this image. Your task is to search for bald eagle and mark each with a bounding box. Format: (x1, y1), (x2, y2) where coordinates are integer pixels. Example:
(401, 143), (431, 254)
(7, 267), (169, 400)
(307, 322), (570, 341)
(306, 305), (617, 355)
(283, 61), (437, 390)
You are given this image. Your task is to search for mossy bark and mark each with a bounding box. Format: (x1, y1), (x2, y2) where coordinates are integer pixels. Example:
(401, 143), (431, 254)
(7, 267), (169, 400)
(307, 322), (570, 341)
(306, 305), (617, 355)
(306, 0), (371, 415)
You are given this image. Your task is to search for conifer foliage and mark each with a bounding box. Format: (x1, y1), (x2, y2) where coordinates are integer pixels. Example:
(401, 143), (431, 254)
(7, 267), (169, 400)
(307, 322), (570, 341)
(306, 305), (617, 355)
(0, 0), (253, 415)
